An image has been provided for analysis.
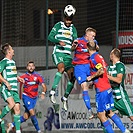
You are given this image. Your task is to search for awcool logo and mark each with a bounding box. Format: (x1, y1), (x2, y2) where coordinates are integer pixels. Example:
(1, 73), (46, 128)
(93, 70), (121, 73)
(61, 111), (88, 120)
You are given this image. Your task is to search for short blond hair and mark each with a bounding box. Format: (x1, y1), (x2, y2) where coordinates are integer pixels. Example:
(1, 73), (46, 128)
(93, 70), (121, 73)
(85, 27), (96, 33)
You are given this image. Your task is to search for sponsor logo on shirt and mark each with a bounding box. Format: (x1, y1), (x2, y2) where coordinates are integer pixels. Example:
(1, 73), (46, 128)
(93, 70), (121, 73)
(63, 30), (71, 38)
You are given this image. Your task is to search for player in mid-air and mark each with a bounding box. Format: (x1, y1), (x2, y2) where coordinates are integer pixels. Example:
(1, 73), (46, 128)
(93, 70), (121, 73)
(48, 5), (77, 111)
(72, 27), (98, 119)
(7, 61), (47, 133)
(87, 41), (130, 133)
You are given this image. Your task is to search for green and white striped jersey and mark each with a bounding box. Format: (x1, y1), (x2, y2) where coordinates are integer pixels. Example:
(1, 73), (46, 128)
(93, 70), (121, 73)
(48, 21), (77, 55)
(108, 61), (126, 99)
(0, 58), (18, 91)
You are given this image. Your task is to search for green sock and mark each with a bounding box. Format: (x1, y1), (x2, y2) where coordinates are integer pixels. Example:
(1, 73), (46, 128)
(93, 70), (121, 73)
(101, 121), (108, 133)
(52, 72), (62, 91)
(14, 114), (21, 131)
(0, 120), (6, 133)
(102, 127), (108, 133)
(64, 81), (73, 98)
(0, 106), (10, 119)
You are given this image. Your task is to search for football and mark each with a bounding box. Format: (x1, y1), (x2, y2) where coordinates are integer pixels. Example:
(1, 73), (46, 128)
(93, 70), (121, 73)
(64, 5), (76, 17)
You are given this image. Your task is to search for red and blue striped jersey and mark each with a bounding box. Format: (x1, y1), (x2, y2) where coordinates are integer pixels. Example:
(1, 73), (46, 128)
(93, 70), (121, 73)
(72, 36), (90, 65)
(20, 72), (45, 98)
(89, 52), (111, 92)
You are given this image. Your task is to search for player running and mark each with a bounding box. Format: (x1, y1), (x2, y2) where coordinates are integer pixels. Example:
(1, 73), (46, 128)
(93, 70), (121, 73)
(7, 61), (47, 133)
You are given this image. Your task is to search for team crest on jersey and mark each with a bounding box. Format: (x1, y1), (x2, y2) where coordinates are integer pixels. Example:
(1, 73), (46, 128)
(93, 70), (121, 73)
(34, 77), (37, 81)
(63, 30), (71, 38)
(120, 68), (123, 71)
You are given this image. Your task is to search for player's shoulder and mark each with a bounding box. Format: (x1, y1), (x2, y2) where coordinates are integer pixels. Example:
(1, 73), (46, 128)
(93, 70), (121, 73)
(71, 24), (77, 30)
(92, 53), (105, 64)
(0, 58), (6, 63)
(91, 52), (100, 59)
(0, 58), (8, 64)
(71, 23), (76, 27)
(116, 61), (125, 68)
(77, 36), (84, 41)
(55, 21), (62, 26)
(20, 73), (27, 78)
(95, 53), (104, 61)
(34, 71), (42, 77)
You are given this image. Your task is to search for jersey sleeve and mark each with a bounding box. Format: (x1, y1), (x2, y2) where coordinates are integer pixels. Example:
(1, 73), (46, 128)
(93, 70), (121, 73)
(48, 22), (60, 43)
(0, 60), (7, 73)
(18, 74), (25, 82)
(72, 26), (78, 40)
(37, 74), (45, 84)
(116, 63), (125, 75)
(94, 55), (106, 69)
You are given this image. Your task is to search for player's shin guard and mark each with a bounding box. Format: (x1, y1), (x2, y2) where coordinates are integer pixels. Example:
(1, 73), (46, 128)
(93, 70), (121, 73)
(30, 115), (40, 132)
(14, 114), (21, 131)
(64, 81), (73, 98)
(103, 120), (114, 133)
(110, 114), (126, 132)
(51, 72), (62, 91)
(0, 105), (11, 119)
(82, 91), (91, 110)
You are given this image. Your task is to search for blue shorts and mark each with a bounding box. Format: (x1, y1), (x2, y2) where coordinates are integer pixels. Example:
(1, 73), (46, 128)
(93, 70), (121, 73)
(96, 89), (114, 112)
(74, 64), (90, 85)
(22, 94), (37, 111)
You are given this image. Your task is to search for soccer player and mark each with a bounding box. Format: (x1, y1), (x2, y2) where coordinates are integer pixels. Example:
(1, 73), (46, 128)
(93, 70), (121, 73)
(108, 48), (133, 120)
(0, 43), (22, 133)
(87, 41), (130, 133)
(72, 27), (97, 119)
(48, 5), (77, 111)
(7, 61), (47, 133)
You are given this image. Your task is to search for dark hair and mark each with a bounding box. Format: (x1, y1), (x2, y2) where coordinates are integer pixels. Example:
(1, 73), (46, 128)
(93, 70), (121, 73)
(1, 43), (11, 55)
(64, 15), (73, 21)
(27, 61), (35, 66)
(87, 40), (97, 51)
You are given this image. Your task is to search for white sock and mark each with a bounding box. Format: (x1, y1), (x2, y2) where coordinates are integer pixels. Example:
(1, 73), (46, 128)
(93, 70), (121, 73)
(16, 130), (21, 133)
